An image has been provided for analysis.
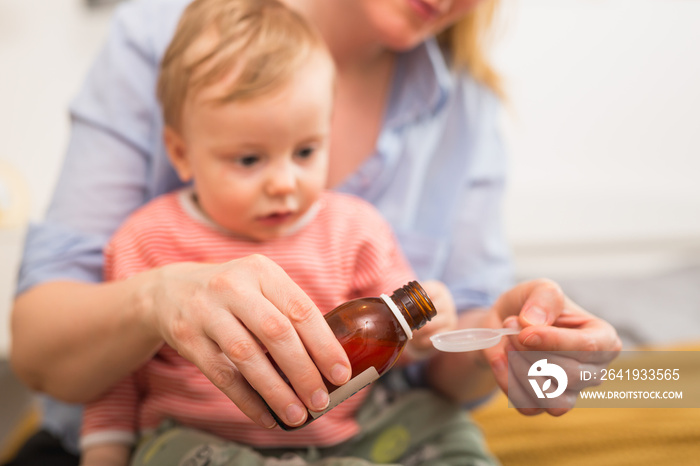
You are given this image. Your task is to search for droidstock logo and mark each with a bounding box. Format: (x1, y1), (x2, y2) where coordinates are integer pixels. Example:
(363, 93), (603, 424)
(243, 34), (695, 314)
(528, 359), (568, 399)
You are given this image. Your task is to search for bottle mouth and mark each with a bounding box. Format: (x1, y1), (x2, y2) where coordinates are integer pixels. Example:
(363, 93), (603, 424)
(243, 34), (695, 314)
(409, 281), (437, 317)
(392, 281), (437, 331)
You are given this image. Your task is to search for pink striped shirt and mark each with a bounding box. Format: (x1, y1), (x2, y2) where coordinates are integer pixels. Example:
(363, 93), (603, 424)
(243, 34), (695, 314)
(81, 190), (415, 449)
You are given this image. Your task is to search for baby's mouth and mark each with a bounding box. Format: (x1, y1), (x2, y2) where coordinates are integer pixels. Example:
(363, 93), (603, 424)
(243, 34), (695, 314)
(257, 211), (294, 226)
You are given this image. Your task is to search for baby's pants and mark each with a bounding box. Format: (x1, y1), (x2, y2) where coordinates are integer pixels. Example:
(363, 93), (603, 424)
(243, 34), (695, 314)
(130, 375), (498, 466)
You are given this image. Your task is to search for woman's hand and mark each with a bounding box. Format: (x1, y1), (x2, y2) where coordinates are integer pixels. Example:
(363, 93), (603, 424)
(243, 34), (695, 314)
(481, 279), (622, 415)
(137, 255), (351, 429)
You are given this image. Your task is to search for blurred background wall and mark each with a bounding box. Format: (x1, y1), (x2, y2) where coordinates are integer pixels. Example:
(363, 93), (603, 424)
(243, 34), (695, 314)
(495, 0), (700, 280)
(1, 0), (699, 353)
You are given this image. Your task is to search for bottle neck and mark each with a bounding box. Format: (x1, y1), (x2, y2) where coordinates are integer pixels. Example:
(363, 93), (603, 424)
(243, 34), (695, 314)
(388, 281), (437, 333)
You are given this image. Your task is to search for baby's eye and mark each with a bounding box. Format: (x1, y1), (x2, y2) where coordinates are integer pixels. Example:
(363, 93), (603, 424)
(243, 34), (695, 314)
(295, 146), (315, 159)
(236, 154), (260, 167)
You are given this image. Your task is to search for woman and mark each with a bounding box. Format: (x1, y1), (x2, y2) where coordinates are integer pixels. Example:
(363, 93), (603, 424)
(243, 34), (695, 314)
(10, 0), (620, 463)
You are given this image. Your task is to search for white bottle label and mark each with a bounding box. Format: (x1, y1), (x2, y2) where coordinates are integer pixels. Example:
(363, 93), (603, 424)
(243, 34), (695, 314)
(380, 294), (413, 340)
(308, 367), (380, 419)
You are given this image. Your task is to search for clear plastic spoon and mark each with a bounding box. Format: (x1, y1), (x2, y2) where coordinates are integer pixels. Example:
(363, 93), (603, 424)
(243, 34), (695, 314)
(430, 328), (520, 352)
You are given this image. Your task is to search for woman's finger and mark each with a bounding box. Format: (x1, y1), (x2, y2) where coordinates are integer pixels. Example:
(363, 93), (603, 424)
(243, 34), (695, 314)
(210, 255), (348, 425)
(517, 306), (622, 355)
(252, 256), (351, 387)
(174, 332), (278, 429)
(203, 310), (315, 428)
(491, 279), (566, 326)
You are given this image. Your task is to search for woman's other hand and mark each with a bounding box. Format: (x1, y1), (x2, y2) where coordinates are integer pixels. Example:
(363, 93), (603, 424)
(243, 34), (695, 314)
(482, 279), (622, 415)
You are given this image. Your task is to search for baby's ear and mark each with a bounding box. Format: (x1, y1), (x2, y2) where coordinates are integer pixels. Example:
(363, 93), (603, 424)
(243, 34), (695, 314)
(164, 126), (193, 182)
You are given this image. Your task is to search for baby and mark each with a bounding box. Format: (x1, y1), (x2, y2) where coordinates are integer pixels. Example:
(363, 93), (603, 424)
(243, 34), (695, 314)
(79, 0), (456, 464)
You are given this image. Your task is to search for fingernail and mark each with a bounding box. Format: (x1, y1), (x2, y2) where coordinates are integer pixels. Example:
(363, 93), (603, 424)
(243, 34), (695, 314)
(523, 334), (542, 347)
(524, 306), (547, 325)
(331, 364), (351, 385)
(311, 389), (329, 411)
(286, 403), (306, 426)
(260, 412), (276, 429)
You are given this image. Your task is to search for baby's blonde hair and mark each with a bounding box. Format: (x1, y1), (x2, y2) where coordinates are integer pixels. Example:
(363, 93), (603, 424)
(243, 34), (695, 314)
(439, 0), (504, 98)
(157, 0), (326, 130)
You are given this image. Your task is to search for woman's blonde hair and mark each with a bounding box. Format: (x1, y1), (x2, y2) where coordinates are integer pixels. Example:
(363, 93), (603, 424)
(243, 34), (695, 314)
(438, 0), (504, 98)
(157, 0), (326, 130)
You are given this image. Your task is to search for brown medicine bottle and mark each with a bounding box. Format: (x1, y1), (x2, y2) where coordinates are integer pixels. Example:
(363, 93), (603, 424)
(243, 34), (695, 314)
(271, 280), (437, 431)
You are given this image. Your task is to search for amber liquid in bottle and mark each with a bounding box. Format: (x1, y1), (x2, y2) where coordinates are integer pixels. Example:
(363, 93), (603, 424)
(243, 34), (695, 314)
(270, 280), (437, 431)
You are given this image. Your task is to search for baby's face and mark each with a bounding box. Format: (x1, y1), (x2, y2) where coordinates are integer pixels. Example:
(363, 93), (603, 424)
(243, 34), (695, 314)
(171, 50), (334, 241)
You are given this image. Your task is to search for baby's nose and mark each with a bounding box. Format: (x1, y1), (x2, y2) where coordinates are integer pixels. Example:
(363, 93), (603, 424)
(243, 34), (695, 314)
(266, 165), (296, 195)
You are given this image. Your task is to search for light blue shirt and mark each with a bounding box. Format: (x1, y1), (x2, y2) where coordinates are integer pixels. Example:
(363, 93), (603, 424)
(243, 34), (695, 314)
(17, 0), (512, 453)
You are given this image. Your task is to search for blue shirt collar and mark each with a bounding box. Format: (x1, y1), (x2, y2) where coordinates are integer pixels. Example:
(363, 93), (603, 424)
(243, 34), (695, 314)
(384, 38), (453, 130)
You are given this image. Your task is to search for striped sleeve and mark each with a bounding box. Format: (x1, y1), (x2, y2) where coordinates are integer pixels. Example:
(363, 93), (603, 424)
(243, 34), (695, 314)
(104, 214), (160, 281)
(103, 194), (180, 281)
(82, 202), (165, 448)
(80, 374), (140, 449)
